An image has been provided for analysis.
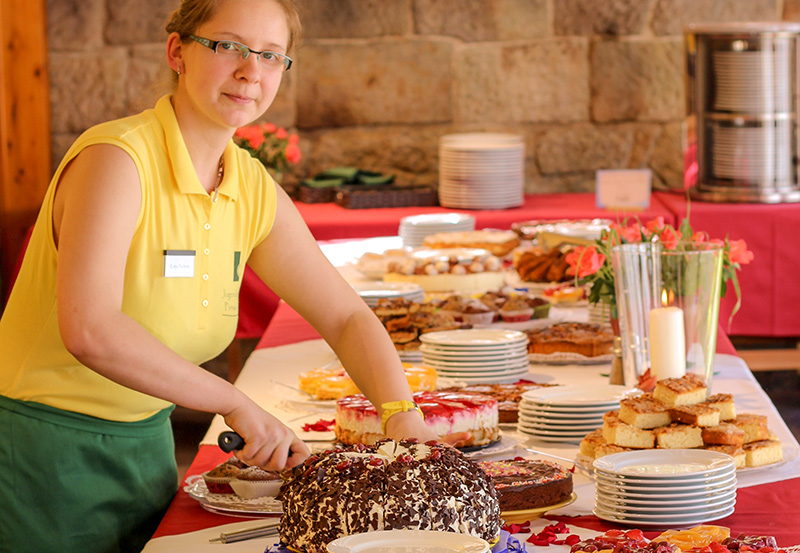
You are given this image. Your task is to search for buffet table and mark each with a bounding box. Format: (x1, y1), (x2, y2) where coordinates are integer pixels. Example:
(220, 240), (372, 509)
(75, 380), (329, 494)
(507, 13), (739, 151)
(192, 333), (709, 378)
(147, 339), (800, 550)
(236, 193), (678, 341)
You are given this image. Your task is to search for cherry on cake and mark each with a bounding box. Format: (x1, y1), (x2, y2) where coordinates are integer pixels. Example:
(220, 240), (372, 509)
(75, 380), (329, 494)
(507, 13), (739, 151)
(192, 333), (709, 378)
(335, 390), (499, 447)
(278, 439), (501, 553)
(478, 458), (573, 512)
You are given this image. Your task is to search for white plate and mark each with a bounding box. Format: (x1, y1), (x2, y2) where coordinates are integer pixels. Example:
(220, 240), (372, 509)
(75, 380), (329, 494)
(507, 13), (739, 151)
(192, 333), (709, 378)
(518, 410), (607, 421)
(598, 488), (737, 508)
(420, 346), (530, 360)
(399, 213), (476, 228)
(593, 449), (737, 477)
(594, 464), (736, 484)
(596, 477), (737, 499)
(521, 385), (639, 405)
(596, 491), (736, 513)
(420, 329), (528, 347)
(183, 476), (283, 516)
(326, 529), (490, 553)
(518, 430), (585, 443)
(594, 470), (736, 490)
(595, 473), (737, 493)
(593, 505), (736, 527)
(463, 434), (518, 460)
(518, 403), (615, 414)
(421, 356), (530, 368)
(517, 420), (603, 432)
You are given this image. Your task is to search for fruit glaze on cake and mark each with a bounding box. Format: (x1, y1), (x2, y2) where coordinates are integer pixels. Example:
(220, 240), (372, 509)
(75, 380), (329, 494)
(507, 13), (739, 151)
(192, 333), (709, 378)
(335, 390), (499, 447)
(279, 439), (501, 553)
(478, 459), (573, 511)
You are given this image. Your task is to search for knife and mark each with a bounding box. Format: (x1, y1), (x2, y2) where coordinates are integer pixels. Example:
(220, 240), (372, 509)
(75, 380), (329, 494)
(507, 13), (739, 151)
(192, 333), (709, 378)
(218, 431), (245, 453)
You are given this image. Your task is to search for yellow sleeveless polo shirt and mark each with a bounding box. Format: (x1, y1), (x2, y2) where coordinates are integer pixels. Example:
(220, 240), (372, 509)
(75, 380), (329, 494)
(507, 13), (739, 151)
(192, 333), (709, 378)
(0, 95), (277, 422)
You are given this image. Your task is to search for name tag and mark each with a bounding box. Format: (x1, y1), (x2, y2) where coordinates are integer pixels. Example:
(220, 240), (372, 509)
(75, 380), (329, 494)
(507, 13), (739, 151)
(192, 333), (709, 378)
(163, 250), (195, 278)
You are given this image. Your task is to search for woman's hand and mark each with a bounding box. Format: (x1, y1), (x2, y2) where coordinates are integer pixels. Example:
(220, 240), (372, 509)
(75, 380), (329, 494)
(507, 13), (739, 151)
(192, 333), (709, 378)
(382, 410), (472, 448)
(222, 399), (310, 471)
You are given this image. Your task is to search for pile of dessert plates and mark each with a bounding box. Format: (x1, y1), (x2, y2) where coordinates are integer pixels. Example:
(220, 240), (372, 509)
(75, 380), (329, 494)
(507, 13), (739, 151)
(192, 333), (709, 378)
(398, 213), (475, 248)
(518, 385), (637, 442)
(419, 329), (530, 384)
(592, 449), (737, 527)
(351, 282), (425, 308)
(438, 133), (525, 210)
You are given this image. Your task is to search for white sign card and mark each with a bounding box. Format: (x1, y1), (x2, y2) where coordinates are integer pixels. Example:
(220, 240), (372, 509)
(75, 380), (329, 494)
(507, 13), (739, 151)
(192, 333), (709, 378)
(596, 169), (652, 209)
(163, 250), (195, 278)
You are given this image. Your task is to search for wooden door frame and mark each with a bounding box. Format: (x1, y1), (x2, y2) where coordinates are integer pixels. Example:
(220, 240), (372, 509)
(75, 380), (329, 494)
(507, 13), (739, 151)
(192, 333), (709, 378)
(0, 0), (50, 304)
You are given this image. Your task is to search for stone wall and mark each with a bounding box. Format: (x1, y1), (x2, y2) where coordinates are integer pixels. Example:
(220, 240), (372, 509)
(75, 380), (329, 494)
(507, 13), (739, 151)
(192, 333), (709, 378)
(47, 0), (797, 193)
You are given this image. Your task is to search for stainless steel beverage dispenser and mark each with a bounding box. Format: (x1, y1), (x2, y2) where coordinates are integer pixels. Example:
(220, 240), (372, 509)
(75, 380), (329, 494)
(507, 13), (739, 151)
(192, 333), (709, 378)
(684, 22), (800, 203)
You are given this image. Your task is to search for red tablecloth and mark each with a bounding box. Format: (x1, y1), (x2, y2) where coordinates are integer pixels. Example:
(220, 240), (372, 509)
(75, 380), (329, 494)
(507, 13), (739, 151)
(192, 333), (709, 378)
(658, 192), (800, 337)
(236, 193), (677, 340)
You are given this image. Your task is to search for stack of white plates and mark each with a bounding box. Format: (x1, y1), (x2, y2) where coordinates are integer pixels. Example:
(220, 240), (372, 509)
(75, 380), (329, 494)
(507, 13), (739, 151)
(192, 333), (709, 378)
(518, 385), (637, 442)
(419, 329), (529, 384)
(398, 213), (475, 248)
(593, 449), (737, 527)
(439, 133), (525, 210)
(351, 282), (425, 308)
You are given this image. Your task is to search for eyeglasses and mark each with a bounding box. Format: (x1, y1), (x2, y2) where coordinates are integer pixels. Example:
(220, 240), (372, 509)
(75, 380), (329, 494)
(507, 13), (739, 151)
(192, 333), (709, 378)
(187, 35), (292, 72)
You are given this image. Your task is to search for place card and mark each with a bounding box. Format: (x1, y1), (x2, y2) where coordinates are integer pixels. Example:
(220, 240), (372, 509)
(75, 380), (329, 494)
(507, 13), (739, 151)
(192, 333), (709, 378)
(596, 169), (652, 210)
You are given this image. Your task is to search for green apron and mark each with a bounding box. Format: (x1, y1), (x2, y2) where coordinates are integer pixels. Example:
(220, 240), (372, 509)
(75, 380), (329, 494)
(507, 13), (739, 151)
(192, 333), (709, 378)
(0, 395), (178, 553)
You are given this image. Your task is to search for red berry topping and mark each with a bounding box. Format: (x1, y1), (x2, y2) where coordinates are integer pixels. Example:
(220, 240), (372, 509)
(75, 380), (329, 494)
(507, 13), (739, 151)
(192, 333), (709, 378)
(336, 460), (351, 471)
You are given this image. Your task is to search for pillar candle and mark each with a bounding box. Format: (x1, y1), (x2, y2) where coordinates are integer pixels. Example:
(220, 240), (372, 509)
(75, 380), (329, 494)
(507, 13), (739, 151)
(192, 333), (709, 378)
(648, 306), (686, 380)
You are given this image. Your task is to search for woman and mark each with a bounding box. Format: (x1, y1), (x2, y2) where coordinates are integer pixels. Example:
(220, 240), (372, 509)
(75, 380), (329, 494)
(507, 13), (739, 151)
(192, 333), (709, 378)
(0, 1), (442, 551)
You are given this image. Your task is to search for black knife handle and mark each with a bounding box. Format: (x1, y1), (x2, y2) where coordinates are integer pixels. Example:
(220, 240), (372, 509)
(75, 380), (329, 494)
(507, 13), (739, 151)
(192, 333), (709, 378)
(218, 431), (245, 453)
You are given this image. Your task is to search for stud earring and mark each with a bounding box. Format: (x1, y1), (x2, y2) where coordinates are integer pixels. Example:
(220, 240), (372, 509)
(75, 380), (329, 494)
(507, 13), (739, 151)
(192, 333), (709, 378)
(176, 68), (181, 76)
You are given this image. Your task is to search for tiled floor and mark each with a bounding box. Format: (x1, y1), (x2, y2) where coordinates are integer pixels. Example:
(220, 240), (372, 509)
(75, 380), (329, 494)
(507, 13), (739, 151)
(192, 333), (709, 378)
(171, 341), (800, 482)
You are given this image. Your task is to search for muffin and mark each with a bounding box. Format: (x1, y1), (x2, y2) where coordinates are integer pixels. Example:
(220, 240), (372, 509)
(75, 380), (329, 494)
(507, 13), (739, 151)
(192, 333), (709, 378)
(499, 296), (534, 322)
(526, 296), (552, 319)
(437, 295), (466, 321)
(229, 466), (283, 499)
(460, 300), (495, 325)
(202, 460), (244, 494)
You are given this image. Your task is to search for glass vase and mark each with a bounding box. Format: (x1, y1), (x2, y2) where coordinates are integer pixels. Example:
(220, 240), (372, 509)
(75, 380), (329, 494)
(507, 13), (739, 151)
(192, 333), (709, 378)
(610, 242), (723, 390)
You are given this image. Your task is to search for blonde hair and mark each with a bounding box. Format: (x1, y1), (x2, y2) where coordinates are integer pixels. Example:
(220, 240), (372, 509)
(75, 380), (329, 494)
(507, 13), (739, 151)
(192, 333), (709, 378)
(165, 0), (302, 54)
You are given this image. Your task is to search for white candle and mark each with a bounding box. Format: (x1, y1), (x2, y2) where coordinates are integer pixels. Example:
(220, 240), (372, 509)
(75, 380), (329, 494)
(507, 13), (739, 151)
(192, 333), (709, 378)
(648, 306), (686, 380)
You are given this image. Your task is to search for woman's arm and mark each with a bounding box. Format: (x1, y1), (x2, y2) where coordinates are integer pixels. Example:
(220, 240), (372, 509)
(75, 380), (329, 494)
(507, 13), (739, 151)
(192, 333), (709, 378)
(54, 144), (309, 469)
(248, 185), (447, 442)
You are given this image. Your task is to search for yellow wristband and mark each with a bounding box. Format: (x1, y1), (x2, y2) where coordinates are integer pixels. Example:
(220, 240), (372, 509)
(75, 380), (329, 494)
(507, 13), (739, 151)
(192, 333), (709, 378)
(380, 400), (424, 434)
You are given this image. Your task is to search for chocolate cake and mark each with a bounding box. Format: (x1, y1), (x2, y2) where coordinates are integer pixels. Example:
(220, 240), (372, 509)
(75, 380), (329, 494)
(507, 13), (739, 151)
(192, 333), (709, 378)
(478, 459), (573, 511)
(279, 439), (501, 553)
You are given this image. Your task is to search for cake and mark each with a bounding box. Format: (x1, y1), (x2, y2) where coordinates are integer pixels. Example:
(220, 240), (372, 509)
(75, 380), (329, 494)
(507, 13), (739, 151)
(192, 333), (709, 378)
(704, 445), (746, 468)
(594, 443), (636, 459)
(701, 423), (746, 446)
(669, 404), (721, 427)
(731, 414), (770, 443)
(441, 381), (557, 423)
(202, 458), (245, 494)
(422, 230), (520, 257)
(334, 390), (499, 447)
(702, 393), (736, 421)
(499, 296), (534, 322)
(618, 394), (671, 429)
(460, 299), (495, 325)
(602, 410), (655, 449)
(653, 374), (708, 406)
(478, 459), (573, 511)
(743, 440), (783, 467)
(526, 322), (614, 357)
(229, 466), (283, 499)
(278, 439), (501, 553)
(579, 429), (606, 458)
(654, 423), (704, 449)
(298, 363), (437, 400)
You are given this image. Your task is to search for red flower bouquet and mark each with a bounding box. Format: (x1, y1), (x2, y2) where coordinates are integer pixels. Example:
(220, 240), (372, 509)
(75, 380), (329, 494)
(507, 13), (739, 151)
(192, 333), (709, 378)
(234, 123), (301, 179)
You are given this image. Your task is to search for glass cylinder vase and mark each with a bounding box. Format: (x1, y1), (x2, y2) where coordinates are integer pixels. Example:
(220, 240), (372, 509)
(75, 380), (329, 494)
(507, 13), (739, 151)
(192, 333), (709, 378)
(610, 242), (723, 390)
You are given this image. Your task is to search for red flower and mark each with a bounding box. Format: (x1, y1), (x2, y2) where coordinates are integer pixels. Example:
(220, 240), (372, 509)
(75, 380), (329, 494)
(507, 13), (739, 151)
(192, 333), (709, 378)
(728, 239), (754, 265)
(235, 125), (265, 149)
(261, 122), (277, 133)
(645, 216), (665, 234)
(566, 246), (606, 278)
(285, 142), (302, 164)
(274, 127), (288, 140)
(659, 226), (680, 250)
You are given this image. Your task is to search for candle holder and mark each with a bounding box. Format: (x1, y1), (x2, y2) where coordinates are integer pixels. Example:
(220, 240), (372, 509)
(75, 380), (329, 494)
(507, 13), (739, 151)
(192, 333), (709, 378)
(610, 242), (723, 390)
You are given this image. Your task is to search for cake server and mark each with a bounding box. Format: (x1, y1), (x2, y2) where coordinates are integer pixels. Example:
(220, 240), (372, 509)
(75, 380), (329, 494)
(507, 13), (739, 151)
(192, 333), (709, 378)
(208, 519), (280, 544)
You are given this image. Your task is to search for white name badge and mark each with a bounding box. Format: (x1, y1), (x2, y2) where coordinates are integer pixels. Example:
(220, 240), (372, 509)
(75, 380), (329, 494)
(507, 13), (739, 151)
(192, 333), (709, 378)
(163, 250), (195, 278)
(596, 169), (652, 209)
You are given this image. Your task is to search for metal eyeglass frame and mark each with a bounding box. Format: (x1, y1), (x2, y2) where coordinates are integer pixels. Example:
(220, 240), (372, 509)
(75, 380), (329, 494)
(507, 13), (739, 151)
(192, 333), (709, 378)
(187, 35), (292, 71)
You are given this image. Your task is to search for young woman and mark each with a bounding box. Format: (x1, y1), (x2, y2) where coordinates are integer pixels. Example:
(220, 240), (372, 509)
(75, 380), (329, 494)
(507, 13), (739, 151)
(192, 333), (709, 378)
(0, 1), (446, 551)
